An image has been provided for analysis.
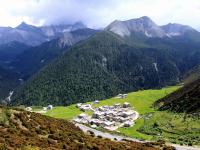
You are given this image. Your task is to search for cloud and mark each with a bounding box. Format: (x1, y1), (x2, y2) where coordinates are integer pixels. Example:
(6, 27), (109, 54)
(0, 0), (200, 30)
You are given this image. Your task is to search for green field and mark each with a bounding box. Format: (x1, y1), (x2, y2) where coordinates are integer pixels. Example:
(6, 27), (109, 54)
(45, 86), (179, 118)
(45, 105), (82, 120)
(139, 111), (200, 146)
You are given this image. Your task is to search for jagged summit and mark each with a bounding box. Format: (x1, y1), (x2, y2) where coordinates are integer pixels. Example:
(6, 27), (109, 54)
(161, 23), (196, 36)
(105, 16), (166, 38)
(16, 21), (37, 30)
(105, 16), (200, 39)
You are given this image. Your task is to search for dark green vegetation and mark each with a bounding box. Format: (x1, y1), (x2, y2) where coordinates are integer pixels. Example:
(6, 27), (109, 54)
(0, 67), (19, 99)
(12, 30), (200, 106)
(0, 106), (174, 149)
(0, 41), (29, 64)
(155, 78), (200, 113)
(12, 39), (69, 79)
(149, 78), (200, 145)
(0, 41), (29, 99)
(183, 65), (200, 85)
(0, 28), (97, 100)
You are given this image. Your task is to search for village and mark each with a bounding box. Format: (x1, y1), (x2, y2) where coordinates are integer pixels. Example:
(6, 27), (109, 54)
(73, 94), (139, 131)
(25, 94), (139, 131)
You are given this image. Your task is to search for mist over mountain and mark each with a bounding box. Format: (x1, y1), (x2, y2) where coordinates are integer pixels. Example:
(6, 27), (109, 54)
(0, 21), (86, 46)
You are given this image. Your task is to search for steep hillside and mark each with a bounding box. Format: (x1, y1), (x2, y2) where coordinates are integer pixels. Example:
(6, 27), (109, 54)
(12, 31), (182, 106)
(12, 28), (98, 79)
(0, 106), (173, 149)
(11, 17), (200, 106)
(155, 78), (200, 113)
(0, 41), (29, 61)
(0, 67), (19, 100)
(183, 65), (200, 85)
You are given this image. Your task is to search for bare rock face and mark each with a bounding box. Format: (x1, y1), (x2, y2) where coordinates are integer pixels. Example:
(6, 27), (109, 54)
(105, 16), (166, 38)
(0, 22), (87, 46)
(161, 23), (196, 37)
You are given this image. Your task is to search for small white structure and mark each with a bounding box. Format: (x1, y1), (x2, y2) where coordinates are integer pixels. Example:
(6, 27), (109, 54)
(80, 104), (92, 111)
(123, 102), (130, 108)
(93, 100), (99, 104)
(43, 107), (47, 111)
(92, 111), (104, 119)
(26, 107), (32, 111)
(91, 124), (97, 128)
(47, 105), (53, 110)
(90, 119), (103, 126)
(114, 103), (121, 108)
(76, 103), (82, 108)
(116, 94), (128, 99)
(124, 121), (134, 127)
(102, 121), (115, 127)
(124, 94), (128, 98)
(78, 113), (87, 118)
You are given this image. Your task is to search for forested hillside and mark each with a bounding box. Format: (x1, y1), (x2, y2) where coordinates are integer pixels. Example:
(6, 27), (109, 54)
(12, 28), (98, 79)
(12, 31), (200, 106)
(155, 78), (200, 113)
(0, 67), (19, 99)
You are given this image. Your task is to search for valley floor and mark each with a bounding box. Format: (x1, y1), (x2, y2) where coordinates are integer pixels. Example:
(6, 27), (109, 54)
(40, 86), (200, 147)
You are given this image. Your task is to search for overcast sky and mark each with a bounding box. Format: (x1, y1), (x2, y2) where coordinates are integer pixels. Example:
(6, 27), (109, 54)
(0, 0), (200, 30)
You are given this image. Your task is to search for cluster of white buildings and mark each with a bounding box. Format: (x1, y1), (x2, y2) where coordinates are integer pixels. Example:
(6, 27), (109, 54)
(25, 105), (53, 112)
(74, 102), (139, 131)
(116, 94), (128, 99)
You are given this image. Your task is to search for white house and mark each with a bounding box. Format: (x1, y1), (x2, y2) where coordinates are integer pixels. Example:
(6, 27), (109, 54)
(76, 103), (82, 108)
(123, 102), (130, 108)
(93, 100), (99, 104)
(47, 105), (53, 110)
(78, 113), (87, 118)
(80, 104), (92, 111)
(26, 107), (32, 111)
(114, 103), (121, 108)
(102, 121), (115, 127)
(43, 107), (47, 111)
(92, 111), (104, 119)
(121, 111), (134, 118)
(124, 121), (134, 127)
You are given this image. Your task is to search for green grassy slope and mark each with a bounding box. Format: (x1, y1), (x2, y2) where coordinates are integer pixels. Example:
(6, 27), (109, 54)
(45, 105), (82, 120)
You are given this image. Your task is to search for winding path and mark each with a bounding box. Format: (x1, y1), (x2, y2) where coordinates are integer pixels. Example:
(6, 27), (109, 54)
(75, 123), (200, 150)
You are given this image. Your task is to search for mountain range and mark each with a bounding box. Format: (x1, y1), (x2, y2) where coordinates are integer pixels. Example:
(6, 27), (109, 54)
(105, 16), (200, 39)
(9, 16), (200, 106)
(11, 28), (99, 79)
(0, 21), (86, 46)
(0, 23), (98, 100)
(0, 16), (199, 106)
